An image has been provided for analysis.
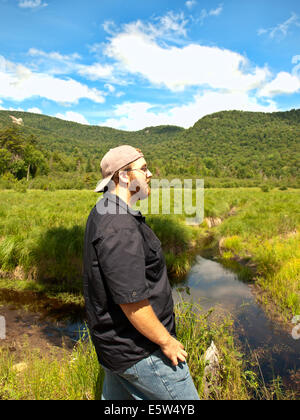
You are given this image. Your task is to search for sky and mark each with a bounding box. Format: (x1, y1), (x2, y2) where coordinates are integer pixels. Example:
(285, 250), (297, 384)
(0, 0), (300, 130)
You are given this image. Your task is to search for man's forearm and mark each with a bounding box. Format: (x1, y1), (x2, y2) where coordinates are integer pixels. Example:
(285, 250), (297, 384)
(119, 299), (171, 346)
(120, 299), (187, 366)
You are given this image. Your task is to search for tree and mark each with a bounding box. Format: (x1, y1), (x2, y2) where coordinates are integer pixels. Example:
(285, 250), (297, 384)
(23, 145), (48, 179)
(85, 157), (93, 173)
(0, 148), (12, 174)
(0, 126), (25, 156)
(73, 147), (83, 172)
(0, 126), (47, 180)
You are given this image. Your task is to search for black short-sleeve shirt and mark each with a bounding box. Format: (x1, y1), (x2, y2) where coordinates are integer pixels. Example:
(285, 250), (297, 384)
(82, 192), (176, 372)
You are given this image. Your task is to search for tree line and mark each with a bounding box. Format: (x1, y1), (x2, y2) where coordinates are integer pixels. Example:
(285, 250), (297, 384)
(0, 109), (299, 183)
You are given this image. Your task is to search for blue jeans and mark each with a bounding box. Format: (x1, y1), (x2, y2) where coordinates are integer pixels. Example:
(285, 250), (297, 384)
(101, 348), (200, 400)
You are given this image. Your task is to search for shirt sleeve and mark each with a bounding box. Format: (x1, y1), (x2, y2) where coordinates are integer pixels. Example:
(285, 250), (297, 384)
(94, 227), (151, 305)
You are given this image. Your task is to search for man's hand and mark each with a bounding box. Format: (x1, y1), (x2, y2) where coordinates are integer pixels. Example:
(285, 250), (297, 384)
(160, 335), (187, 366)
(119, 299), (187, 366)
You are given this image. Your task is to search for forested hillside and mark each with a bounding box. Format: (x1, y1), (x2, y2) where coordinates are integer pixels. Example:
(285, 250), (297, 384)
(165, 109), (300, 179)
(0, 109), (299, 181)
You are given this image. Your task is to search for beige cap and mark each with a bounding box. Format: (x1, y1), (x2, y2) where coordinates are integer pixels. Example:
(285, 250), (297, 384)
(94, 145), (144, 193)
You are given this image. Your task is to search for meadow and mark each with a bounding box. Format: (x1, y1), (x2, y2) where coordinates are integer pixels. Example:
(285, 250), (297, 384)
(0, 187), (298, 317)
(0, 186), (299, 399)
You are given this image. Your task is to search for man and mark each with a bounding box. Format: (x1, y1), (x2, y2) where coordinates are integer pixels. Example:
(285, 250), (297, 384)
(83, 145), (199, 400)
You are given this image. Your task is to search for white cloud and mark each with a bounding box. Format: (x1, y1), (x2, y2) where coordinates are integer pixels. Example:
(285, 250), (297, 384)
(28, 48), (81, 62)
(0, 55), (105, 104)
(102, 21), (118, 36)
(18, 0), (48, 9)
(104, 83), (115, 93)
(105, 12), (189, 41)
(292, 55), (300, 78)
(55, 111), (90, 125)
(27, 107), (42, 114)
(105, 27), (269, 92)
(99, 92), (277, 131)
(258, 12), (300, 39)
(292, 55), (300, 64)
(257, 28), (268, 36)
(115, 91), (125, 98)
(156, 11), (188, 37)
(27, 48), (82, 76)
(259, 72), (300, 97)
(8, 106), (24, 111)
(193, 4), (223, 24)
(77, 63), (114, 81)
(209, 4), (223, 16)
(185, 1), (196, 9)
(27, 48), (116, 84)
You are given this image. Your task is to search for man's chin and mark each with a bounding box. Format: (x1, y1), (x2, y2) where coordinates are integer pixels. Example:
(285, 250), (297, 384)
(129, 187), (150, 205)
(139, 187), (150, 201)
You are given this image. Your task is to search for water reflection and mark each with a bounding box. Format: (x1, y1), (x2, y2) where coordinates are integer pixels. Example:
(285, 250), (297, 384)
(172, 255), (300, 390)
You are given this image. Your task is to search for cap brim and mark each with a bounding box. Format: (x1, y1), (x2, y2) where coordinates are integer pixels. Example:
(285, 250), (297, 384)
(94, 175), (113, 193)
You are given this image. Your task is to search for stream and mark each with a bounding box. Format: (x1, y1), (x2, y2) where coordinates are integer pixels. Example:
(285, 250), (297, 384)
(172, 254), (300, 391)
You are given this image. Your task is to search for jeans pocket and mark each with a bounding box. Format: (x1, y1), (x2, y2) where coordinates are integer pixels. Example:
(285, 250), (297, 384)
(119, 363), (139, 381)
(152, 349), (189, 378)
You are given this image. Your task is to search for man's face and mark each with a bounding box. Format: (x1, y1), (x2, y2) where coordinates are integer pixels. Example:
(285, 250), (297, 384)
(128, 157), (152, 203)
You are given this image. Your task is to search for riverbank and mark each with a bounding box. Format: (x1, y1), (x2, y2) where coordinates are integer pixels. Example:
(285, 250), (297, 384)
(174, 255), (300, 395)
(211, 189), (299, 322)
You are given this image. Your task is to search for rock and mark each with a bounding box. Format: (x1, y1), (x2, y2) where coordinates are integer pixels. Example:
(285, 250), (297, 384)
(218, 237), (226, 252)
(13, 266), (25, 281)
(203, 341), (220, 397)
(9, 115), (24, 126)
(204, 217), (222, 228)
(228, 206), (237, 216)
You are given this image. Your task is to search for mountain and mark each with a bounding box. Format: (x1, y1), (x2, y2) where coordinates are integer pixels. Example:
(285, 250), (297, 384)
(0, 109), (299, 180)
(164, 109), (300, 179)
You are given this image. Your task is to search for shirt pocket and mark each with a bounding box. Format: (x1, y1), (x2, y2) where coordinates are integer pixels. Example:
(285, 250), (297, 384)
(142, 224), (161, 252)
(146, 235), (162, 262)
(145, 238), (165, 282)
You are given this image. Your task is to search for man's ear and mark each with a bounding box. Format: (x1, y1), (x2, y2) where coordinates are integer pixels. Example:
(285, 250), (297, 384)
(118, 170), (130, 186)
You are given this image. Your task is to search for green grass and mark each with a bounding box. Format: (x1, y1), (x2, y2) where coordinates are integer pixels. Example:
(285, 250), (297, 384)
(0, 190), (94, 293)
(0, 332), (103, 400)
(214, 189), (300, 318)
(0, 188), (299, 317)
(0, 300), (294, 400)
(0, 189), (206, 292)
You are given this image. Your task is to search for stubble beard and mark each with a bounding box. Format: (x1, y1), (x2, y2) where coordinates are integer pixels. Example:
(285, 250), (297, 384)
(128, 174), (150, 204)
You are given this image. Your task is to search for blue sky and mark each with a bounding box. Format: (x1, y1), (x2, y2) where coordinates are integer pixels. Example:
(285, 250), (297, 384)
(0, 0), (300, 130)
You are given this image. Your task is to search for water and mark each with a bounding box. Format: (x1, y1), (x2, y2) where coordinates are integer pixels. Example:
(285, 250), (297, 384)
(172, 255), (300, 390)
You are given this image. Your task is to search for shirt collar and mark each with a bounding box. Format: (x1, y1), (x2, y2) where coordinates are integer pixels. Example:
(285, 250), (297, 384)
(104, 191), (145, 221)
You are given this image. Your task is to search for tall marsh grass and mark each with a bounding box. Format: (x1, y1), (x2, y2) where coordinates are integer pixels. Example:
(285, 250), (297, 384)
(0, 189), (204, 292)
(0, 333), (103, 400)
(0, 188), (299, 316)
(216, 189), (300, 318)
